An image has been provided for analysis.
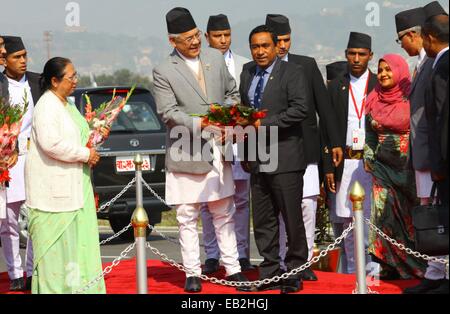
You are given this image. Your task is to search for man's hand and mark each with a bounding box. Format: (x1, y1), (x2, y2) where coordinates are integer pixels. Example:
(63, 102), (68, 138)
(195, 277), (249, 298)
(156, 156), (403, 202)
(364, 161), (373, 173)
(100, 126), (110, 139)
(431, 171), (446, 182)
(331, 147), (343, 168)
(326, 173), (336, 193)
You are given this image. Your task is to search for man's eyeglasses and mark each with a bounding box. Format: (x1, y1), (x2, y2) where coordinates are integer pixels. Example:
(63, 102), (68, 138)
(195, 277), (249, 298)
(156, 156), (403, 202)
(179, 31), (202, 44)
(64, 73), (79, 82)
(396, 31), (415, 45)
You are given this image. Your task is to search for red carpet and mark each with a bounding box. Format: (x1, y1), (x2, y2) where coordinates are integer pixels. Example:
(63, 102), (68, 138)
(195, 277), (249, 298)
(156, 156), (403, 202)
(1, 259), (420, 294)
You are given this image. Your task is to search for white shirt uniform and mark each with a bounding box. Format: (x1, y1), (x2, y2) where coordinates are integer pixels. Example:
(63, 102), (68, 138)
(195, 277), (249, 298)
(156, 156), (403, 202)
(6, 75), (34, 203)
(336, 70), (372, 218)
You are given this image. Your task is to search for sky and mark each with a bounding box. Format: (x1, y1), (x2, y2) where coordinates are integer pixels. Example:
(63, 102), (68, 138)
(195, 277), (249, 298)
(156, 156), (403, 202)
(1, 0), (448, 74)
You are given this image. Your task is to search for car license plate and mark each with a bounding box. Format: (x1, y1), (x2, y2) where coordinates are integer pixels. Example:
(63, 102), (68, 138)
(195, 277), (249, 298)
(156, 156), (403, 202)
(115, 155), (152, 173)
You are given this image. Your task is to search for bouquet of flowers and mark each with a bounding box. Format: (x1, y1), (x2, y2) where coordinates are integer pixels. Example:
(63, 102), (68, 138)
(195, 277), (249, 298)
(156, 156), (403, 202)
(0, 94), (29, 188)
(84, 86), (135, 148)
(194, 104), (267, 127)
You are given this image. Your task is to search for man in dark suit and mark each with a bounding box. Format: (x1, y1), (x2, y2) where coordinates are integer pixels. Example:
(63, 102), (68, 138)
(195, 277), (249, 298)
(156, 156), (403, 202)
(0, 36), (8, 99)
(240, 25), (309, 293)
(1, 36), (43, 291)
(421, 11), (449, 295)
(264, 14), (343, 282)
(395, 5), (448, 294)
(324, 32), (378, 274)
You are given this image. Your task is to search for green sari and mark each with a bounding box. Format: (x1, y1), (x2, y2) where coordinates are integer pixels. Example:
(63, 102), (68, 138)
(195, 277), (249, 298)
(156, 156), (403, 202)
(28, 102), (106, 294)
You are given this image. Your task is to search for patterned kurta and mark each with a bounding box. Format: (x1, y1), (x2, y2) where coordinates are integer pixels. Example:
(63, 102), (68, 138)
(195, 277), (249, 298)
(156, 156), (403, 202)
(364, 114), (427, 279)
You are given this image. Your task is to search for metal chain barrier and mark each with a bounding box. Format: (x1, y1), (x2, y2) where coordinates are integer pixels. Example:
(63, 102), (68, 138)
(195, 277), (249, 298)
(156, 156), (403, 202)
(145, 222), (355, 288)
(74, 241), (136, 294)
(365, 218), (449, 266)
(97, 177), (136, 213)
(148, 224), (181, 245)
(99, 223), (133, 245)
(141, 178), (171, 207)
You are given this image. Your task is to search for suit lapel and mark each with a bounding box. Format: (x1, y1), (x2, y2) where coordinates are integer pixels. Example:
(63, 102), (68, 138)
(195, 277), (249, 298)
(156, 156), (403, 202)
(261, 60), (281, 107)
(340, 75), (350, 121)
(200, 54), (213, 103)
(242, 63), (256, 106)
(171, 50), (208, 104)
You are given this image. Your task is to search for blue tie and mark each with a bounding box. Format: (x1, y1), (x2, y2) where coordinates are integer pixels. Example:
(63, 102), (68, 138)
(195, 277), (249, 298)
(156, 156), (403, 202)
(253, 70), (266, 109)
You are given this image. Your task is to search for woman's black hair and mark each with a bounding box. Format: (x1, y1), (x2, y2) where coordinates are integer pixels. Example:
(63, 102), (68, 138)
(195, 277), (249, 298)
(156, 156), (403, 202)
(41, 57), (72, 91)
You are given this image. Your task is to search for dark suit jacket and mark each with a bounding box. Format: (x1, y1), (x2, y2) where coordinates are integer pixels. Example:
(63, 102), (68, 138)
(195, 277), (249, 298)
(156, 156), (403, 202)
(25, 71), (43, 105)
(286, 53), (340, 164)
(323, 71), (378, 181)
(425, 50), (449, 176)
(408, 57), (434, 171)
(239, 59), (309, 174)
(0, 72), (8, 100)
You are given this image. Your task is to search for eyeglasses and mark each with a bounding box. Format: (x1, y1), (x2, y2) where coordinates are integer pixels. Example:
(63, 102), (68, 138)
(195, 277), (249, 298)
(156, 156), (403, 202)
(179, 30), (202, 44)
(64, 73), (79, 82)
(395, 34), (407, 45)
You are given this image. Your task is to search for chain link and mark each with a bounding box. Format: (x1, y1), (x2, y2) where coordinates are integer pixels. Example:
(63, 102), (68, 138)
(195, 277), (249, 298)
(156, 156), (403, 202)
(145, 222), (355, 288)
(141, 178), (171, 208)
(97, 177), (136, 213)
(74, 241), (136, 294)
(148, 224), (180, 245)
(365, 218), (449, 266)
(99, 223), (133, 245)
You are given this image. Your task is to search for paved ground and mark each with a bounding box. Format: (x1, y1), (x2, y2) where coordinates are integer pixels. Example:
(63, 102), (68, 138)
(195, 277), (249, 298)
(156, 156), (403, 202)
(0, 224), (263, 277)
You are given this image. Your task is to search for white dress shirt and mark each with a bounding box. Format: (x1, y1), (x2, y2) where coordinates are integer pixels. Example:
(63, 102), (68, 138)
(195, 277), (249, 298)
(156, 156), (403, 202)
(346, 69), (369, 147)
(432, 46), (449, 69)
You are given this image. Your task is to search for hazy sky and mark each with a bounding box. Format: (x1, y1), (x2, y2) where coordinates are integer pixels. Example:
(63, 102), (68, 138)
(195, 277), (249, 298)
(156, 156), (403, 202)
(3, 0), (447, 39)
(1, 0), (448, 74)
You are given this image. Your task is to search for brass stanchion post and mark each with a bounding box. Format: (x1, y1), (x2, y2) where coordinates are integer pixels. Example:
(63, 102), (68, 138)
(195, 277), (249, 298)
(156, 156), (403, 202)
(132, 154), (149, 294)
(350, 180), (367, 294)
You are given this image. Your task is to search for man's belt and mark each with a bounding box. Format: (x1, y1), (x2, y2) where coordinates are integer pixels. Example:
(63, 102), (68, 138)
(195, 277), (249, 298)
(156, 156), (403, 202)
(345, 146), (363, 160)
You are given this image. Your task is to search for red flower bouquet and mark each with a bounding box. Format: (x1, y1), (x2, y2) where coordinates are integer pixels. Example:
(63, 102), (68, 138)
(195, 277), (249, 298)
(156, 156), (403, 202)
(84, 86), (135, 148)
(194, 104), (267, 127)
(0, 94), (29, 188)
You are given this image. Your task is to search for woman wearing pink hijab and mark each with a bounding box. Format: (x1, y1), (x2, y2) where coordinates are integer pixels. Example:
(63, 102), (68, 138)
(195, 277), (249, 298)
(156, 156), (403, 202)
(364, 54), (427, 279)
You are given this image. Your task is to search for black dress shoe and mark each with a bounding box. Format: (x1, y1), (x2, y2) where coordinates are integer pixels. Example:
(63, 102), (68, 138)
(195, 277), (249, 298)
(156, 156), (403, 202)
(10, 278), (25, 291)
(202, 258), (220, 275)
(239, 258), (256, 272)
(184, 277), (202, 293)
(226, 272), (255, 292)
(403, 279), (444, 294)
(301, 268), (318, 281)
(281, 278), (303, 294)
(425, 280), (449, 294)
(25, 276), (32, 291)
(256, 281), (281, 292)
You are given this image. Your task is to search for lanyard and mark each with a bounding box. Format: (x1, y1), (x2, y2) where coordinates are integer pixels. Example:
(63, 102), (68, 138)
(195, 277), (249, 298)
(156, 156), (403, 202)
(349, 73), (370, 128)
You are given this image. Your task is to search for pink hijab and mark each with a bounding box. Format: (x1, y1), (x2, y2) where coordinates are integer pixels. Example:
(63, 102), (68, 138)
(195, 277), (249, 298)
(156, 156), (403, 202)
(366, 54), (411, 133)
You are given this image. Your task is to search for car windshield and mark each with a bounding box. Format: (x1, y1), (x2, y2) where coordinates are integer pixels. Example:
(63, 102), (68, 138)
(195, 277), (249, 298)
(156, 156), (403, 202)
(80, 91), (162, 132)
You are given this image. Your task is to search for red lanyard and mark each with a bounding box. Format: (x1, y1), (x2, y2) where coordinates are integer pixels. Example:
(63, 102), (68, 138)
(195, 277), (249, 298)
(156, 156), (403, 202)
(349, 73), (370, 127)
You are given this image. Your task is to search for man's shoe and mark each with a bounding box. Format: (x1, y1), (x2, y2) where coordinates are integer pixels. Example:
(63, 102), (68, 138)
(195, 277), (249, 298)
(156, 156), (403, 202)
(403, 279), (444, 294)
(301, 268), (318, 281)
(184, 277), (202, 293)
(426, 279), (449, 294)
(256, 281), (281, 292)
(9, 278), (25, 291)
(25, 276), (32, 291)
(202, 258), (220, 275)
(226, 272), (255, 292)
(281, 278), (303, 294)
(239, 258), (256, 272)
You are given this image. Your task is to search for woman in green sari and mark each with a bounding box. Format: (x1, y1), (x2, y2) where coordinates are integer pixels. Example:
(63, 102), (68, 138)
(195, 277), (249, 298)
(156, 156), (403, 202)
(24, 57), (106, 293)
(364, 54), (427, 279)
